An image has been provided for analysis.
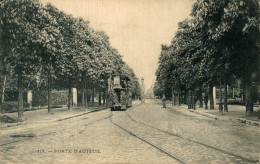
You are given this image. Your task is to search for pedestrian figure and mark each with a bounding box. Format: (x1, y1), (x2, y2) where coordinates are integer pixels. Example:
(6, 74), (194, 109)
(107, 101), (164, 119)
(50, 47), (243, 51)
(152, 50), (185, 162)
(162, 94), (166, 108)
(204, 93), (208, 109)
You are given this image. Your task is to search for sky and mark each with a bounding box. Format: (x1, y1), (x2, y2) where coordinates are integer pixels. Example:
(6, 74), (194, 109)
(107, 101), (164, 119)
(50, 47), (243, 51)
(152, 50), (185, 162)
(40, 0), (195, 90)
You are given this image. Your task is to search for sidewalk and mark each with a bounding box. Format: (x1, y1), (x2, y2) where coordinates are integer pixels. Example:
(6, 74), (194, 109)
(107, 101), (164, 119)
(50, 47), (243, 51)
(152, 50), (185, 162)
(0, 100), (141, 130)
(0, 105), (108, 131)
(167, 101), (260, 127)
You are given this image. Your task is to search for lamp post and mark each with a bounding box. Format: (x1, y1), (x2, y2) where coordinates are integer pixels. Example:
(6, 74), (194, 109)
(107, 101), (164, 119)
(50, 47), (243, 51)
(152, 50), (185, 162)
(141, 77), (145, 104)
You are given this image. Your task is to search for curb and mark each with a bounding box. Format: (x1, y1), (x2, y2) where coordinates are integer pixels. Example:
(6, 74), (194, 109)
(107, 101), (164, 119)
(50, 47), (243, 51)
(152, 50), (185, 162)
(237, 118), (260, 127)
(170, 105), (260, 127)
(170, 105), (218, 120)
(189, 110), (218, 120)
(0, 107), (109, 128)
(55, 107), (109, 122)
(191, 110), (260, 127)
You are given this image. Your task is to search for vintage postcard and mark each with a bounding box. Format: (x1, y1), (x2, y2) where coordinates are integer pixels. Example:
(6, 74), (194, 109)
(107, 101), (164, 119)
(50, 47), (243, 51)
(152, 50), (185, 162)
(0, 0), (259, 163)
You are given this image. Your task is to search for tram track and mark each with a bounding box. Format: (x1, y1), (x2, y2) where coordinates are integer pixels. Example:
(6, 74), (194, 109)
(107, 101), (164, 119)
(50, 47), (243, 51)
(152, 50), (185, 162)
(124, 110), (259, 163)
(1, 106), (258, 163)
(109, 112), (186, 164)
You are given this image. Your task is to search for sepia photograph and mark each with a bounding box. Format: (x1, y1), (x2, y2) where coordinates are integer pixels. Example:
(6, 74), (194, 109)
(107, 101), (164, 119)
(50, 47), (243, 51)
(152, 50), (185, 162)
(0, 0), (259, 163)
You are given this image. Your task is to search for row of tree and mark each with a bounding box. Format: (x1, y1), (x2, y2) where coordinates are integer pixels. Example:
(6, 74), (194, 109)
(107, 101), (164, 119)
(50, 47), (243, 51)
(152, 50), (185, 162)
(154, 0), (259, 113)
(0, 0), (141, 119)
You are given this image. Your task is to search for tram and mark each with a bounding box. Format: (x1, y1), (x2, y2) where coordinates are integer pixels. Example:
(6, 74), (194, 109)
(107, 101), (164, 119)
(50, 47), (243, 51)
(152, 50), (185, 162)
(107, 75), (132, 111)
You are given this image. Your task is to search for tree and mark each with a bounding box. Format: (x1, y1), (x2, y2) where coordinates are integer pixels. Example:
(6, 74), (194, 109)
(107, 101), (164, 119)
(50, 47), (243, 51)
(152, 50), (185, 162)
(155, 0), (259, 113)
(1, 0), (62, 119)
(1, 0), (140, 115)
(191, 0), (259, 113)
(46, 4), (85, 110)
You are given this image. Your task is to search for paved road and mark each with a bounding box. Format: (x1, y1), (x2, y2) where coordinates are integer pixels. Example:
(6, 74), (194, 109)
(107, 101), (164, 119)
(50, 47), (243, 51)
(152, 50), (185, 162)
(1, 100), (259, 163)
(119, 100), (260, 163)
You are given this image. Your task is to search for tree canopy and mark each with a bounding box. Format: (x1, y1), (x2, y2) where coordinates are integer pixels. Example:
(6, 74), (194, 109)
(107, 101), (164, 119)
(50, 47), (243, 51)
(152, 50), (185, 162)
(0, 0), (141, 116)
(154, 0), (259, 112)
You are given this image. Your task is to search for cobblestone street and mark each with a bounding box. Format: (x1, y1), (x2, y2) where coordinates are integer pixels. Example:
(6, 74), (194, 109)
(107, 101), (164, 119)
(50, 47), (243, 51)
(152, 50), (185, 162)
(1, 100), (259, 164)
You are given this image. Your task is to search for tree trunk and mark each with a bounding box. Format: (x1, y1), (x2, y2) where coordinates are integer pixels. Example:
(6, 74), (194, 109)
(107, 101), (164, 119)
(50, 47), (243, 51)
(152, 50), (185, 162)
(68, 87), (72, 110)
(224, 84), (228, 112)
(98, 89), (101, 106)
(188, 90), (191, 109)
(106, 88), (109, 107)
(82, 87), (85, 108)
(85, 88), (88, 107)
(18, 72), (24, 120)
(245, 78), (253, 114)
(1, 75), (6, 104)
(81, 77), (85, 108)
(192, 90), (196, 110)
(82, 89), (85, 108)
(184, 91), (187, 105)
(177, 92), (180, 106)
(173, 93), (176, 106)
(219, 79), (223, 114)
(92, 88), (95, 106)
(103, 91), (106, 105)
(172, 86), (174, 106)
(199, 86), (203, 108)
(209, 84), (214, 109)
(47, 72), (51, 113)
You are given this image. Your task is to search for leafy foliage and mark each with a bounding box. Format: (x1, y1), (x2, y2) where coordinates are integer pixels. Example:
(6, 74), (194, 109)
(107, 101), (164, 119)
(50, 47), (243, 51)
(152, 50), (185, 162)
(0, 0), (140, 110)
(154, 0), (259, 110)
